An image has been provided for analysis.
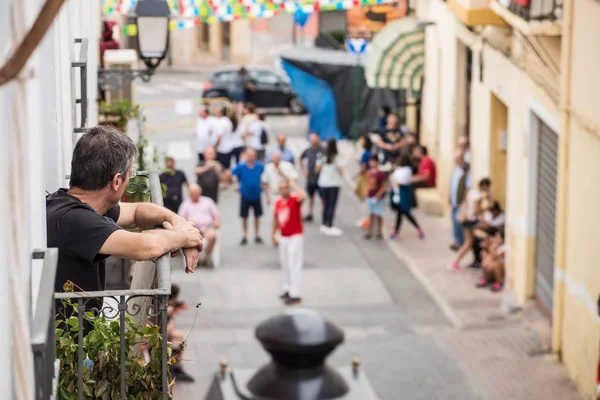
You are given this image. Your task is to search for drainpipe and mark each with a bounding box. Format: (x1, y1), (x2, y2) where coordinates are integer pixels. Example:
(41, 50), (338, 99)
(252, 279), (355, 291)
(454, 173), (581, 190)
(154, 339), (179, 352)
(551, 0), (574, 360)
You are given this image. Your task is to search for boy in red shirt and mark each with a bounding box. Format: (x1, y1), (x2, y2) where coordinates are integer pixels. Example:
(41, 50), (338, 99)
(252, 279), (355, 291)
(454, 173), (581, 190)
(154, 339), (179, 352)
(273, 178), (307, 305)
(411, 145), (436, 188)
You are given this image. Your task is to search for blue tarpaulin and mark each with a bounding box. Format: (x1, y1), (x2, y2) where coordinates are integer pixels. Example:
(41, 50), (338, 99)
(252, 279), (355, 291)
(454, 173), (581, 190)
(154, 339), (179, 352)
(281, 60), (343, 141)
(281, 47), (401, 140)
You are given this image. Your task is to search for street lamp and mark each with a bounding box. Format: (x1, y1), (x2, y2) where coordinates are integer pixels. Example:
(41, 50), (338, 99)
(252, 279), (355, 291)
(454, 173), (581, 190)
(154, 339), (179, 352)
(134, 0), (171, 71)
(98, 0), (171, 90)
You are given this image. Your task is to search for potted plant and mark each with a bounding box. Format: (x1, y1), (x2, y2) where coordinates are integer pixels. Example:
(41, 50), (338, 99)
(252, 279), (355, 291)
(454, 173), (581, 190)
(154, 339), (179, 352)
(56, 298), (180, 399)
(99, 100), (140, 132)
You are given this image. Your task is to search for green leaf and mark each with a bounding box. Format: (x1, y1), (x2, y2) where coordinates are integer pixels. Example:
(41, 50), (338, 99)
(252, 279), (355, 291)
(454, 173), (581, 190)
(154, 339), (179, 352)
(94, 379), (110, 397)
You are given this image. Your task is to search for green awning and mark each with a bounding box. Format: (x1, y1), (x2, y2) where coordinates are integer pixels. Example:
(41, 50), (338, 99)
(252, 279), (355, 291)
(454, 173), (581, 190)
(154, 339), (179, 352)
(364, 18), (426, 94)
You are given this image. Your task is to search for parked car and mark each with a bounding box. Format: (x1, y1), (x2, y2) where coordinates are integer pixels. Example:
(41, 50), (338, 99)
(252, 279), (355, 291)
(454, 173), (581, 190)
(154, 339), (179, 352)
(202, 67), (306, 114)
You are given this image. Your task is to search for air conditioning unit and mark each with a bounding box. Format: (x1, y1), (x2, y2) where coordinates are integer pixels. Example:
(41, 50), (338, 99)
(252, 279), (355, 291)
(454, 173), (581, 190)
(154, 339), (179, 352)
(103, 49), (138, 104)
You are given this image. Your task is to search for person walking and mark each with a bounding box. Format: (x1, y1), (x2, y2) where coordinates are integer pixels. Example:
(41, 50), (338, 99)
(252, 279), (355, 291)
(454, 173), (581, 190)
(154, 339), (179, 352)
(214, 107), (235, 170)
(195, 106), (217, 163)
(316, 138), (344, 236)
(274, 179), (307, 305)
(159, 157), (189, 213)
(389, 154), (424, 239)
(364, 155), (387, 239)
(228, 66), (255, 112)
(246, 112), (269, 161)
(232, 149), (265, 245)
(300, 133), (324, 222)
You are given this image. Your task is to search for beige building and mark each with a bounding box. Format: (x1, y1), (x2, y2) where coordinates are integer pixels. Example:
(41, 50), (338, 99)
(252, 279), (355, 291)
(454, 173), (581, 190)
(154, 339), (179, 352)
(418, 0), (600, 397)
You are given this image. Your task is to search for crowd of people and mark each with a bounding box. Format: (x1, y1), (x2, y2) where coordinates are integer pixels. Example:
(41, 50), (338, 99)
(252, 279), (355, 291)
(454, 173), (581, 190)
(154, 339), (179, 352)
(351, 107), (506, 292)
(446, 137), (505, 291)
(154, 100), (509, 383)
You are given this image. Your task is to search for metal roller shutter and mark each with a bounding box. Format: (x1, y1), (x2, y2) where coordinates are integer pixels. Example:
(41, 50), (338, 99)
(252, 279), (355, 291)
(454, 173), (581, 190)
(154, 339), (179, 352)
(535, 119), (558, 312)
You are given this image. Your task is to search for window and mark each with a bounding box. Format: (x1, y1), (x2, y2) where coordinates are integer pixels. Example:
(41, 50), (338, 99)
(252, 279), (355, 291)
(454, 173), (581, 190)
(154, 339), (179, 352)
(213, 71), (236, 82)
(251, 71), (280, 85)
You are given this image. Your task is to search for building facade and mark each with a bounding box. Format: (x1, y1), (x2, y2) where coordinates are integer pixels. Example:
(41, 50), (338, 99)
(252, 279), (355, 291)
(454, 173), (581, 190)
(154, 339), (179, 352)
(1, 0), (100, 396)
(419, 0), (600, 397)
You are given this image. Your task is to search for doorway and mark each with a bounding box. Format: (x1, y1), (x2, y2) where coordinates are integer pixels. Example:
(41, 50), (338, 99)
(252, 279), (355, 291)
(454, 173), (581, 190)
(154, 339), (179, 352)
(489, 94), (508, 207)
(455, 40), (473, 143)
(534, 116), (558, 313)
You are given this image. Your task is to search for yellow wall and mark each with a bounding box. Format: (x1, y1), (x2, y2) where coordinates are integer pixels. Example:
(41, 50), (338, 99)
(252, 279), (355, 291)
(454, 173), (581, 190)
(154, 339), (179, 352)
(559, 0), (600, 395)
(560, 120), (600, 399)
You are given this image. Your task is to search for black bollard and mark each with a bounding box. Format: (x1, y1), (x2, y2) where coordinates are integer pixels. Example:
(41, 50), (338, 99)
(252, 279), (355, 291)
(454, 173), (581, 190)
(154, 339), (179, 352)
(204, 308), (379, 400)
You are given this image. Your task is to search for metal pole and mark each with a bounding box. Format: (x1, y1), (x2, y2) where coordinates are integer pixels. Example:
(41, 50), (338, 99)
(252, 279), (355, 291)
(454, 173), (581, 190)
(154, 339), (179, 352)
(351, 55), (360, 140)
(77, 300), (84, 400)
(160, 295), (169, 400)
(119, 296), (126, 399)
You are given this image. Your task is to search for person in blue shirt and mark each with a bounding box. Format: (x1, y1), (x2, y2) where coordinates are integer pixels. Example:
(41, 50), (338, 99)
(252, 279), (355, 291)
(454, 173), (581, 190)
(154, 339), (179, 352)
(232, 148), (265, 245)
(267, 134), (295, 165)
(359, 135), (373, 171)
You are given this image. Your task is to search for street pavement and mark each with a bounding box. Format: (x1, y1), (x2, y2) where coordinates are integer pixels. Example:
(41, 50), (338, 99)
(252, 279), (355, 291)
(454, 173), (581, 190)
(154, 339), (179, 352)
(134, 72), (583, 400)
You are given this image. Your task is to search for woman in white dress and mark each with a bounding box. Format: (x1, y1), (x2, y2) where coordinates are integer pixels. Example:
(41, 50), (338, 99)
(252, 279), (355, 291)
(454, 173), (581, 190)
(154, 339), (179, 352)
(389, 154), (424, 239)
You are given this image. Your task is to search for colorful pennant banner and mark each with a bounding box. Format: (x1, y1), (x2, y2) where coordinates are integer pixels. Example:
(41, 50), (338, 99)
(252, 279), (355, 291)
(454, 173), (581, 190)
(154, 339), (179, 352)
(104, 0), (394, 27)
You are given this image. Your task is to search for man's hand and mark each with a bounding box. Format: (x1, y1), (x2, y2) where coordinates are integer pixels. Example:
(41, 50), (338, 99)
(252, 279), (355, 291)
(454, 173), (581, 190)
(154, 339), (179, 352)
(162, 221), (203, 250)
(182, 247), (200, 273)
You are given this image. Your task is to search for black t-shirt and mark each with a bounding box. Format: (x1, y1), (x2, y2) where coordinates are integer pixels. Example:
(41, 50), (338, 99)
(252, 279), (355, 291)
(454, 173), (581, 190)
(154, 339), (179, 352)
(159, 170), (188, 203)
(196, 162), (220, 204)
(380, 126), (408, 161)
(46, 189), (122, 294)
(300, 146), (324, 184)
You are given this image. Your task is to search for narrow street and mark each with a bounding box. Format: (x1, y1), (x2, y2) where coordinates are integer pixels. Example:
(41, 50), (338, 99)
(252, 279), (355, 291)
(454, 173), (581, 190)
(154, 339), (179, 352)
(136, 71), (583, 400)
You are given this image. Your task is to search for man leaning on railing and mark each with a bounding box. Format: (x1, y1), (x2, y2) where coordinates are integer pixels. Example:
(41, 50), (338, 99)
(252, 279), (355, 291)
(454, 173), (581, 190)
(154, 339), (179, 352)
(46, 125), (203, 315)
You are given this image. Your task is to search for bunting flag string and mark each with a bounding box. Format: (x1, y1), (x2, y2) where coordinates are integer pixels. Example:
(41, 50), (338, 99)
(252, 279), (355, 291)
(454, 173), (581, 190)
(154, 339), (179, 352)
(104, 0), (394, 28)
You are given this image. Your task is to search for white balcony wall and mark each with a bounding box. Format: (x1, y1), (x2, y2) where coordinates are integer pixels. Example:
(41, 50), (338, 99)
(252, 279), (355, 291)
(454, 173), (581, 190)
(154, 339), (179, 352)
(1, 0), (100, 396)
(0, 0), (13, 394)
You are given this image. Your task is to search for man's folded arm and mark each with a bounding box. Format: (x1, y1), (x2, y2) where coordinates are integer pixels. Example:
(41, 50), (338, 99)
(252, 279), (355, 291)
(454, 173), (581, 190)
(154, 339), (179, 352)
(118, 202), (188, 230)
(99, 229), (188, 261)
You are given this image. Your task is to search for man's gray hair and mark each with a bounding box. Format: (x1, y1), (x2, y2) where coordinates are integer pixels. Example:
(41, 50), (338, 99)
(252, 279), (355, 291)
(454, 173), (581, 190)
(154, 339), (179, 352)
(69, 125), (137, 190)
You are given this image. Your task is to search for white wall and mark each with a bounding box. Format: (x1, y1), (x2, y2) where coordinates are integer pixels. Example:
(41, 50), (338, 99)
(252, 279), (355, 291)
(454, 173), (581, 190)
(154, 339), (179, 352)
(0, 1), (13, 395)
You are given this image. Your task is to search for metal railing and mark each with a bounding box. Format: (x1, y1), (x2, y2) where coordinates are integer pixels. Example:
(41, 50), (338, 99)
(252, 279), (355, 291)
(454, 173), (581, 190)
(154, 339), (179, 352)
(32, 248), (59, 400)
(505, 0), (562, 21)
(54, 171), (172, 400)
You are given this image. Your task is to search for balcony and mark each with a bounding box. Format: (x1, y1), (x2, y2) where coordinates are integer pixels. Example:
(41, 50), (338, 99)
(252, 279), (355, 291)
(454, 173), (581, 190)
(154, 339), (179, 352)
(32, 248), (59, 400)
(447, 0), (507, 27)
(490, 0), (562, 35)
(37, 171), (174, 400)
